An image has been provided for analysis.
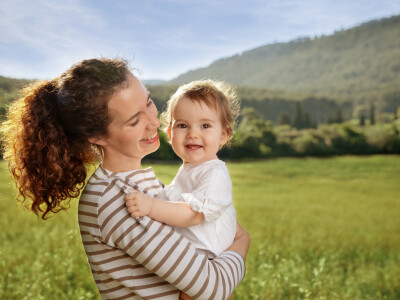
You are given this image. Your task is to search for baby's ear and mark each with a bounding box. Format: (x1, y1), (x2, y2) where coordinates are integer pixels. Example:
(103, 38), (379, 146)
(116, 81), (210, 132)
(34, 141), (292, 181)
(220, 128), (229, 146)
(167, 127), (172, 140)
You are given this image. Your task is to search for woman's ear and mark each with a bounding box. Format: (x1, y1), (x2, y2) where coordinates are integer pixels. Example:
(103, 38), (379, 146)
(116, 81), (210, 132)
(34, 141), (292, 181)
(88, 136), (108, 146)
(167, 127), (172, 140)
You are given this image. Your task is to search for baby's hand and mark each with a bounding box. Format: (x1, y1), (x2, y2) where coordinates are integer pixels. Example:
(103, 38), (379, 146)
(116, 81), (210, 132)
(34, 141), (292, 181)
(125, 189), (154, 218)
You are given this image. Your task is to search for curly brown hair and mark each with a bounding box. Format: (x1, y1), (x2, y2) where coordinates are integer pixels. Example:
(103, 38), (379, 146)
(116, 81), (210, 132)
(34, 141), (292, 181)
(0, 58), (130, 219)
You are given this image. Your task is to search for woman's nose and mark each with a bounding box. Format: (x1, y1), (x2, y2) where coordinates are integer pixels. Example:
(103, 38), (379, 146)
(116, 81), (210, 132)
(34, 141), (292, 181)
(146, 105), (160, 129)
(150, 113), (161, 129)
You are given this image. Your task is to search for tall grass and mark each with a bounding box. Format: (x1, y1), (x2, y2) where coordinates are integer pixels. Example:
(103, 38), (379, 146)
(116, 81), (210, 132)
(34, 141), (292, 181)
(228, 156), (400, 299)
(1, 155), (399, 299)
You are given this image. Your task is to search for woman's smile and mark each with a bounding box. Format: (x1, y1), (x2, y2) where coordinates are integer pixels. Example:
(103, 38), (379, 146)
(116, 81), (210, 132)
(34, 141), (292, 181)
(141, 131), (159, 143)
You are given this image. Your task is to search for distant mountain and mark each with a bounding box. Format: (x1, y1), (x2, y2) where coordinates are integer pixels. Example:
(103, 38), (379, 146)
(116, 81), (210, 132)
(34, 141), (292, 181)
(2, 14), (400, 125)
(144, 79), (167, 86)
(169, 15), (400, 106)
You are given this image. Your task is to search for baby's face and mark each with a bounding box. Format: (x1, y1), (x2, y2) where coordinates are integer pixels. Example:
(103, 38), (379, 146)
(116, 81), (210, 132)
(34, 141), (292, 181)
(168, 97), (228, 164)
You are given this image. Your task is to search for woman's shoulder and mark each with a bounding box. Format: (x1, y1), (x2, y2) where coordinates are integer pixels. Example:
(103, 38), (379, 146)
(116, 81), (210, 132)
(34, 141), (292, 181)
(89, 166), (157, 182)
(87, 165), (159, 189)
(83, 165), (163, 208)
(84, 167), (125, 197)
(81, 167), (112, 199)
(81, 167), (131, 212)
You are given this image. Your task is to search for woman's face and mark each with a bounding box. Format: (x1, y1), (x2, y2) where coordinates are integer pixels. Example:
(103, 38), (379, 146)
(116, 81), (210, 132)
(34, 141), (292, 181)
(94, 73), (160, 171)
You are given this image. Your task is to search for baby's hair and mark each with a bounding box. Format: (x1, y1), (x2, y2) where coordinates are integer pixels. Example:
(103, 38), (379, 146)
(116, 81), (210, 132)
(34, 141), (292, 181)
(160, 79), (240, 146)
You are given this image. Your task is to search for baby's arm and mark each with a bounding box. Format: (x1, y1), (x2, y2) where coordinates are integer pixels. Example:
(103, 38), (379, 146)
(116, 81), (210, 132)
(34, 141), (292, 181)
(125, 190), (204, 227)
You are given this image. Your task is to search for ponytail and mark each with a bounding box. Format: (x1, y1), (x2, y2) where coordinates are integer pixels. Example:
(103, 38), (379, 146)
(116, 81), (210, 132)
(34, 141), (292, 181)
(1, 80), (89, 218)
(1, 58), (130, 219)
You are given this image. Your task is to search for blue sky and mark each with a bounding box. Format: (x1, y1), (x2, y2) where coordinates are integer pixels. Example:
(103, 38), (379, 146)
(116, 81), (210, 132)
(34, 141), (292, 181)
(1, 0), (399, 81)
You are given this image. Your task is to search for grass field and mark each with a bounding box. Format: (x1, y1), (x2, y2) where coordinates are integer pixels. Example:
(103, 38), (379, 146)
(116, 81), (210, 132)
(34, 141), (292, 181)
(1, 155), (399, 299)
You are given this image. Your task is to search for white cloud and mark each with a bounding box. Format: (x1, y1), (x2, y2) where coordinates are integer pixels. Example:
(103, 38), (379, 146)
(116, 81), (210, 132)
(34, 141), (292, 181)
(1, 0), (101, 46)
(0, 0), (115, 78)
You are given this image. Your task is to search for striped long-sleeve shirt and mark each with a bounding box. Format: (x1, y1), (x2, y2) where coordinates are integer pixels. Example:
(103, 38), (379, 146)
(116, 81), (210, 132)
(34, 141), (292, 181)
(78, 166), (245, 300)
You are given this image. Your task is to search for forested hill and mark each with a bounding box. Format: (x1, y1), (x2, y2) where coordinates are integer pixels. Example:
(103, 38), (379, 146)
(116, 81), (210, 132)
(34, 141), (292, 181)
(169, 15), (400, 103)
(0, 75), (31, 118)
(1, 15), (399, 124)
(0, 75), (30, 92)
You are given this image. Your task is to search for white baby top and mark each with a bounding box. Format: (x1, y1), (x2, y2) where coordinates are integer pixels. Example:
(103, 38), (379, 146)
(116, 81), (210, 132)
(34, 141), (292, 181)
(162, 159), (237, 258)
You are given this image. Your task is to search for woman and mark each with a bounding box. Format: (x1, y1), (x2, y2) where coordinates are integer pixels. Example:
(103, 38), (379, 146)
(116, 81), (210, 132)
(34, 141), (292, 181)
(1, 58), (250, 300)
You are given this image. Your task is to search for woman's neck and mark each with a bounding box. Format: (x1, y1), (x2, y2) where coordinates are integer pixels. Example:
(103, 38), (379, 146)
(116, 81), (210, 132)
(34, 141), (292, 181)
(101, 154), (142, 172)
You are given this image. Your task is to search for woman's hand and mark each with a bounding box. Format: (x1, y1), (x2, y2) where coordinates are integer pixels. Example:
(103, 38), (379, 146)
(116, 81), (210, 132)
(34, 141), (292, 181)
(125, 190), (154, 218)
(179, 292), (193, 300)
(226, 222), (250, 261)
(178, 224), (248, 300)
(179, 292), (232, 299)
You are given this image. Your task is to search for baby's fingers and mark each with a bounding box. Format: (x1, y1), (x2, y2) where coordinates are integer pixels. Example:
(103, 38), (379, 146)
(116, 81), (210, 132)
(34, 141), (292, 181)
(126, 188), (138, 196)
(130, 208), (146, 218)
(126, 200), (138, 211)
(130, 210), (138, 218)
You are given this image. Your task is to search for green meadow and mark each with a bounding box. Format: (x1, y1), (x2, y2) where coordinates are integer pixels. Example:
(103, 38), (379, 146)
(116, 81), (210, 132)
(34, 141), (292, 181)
(1, 155), (399, 299)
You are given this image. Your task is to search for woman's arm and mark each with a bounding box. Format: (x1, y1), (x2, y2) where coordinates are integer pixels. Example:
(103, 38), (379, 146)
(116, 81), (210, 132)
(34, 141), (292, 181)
(96, 178), (249, 300)
(226, 222), (251, 261)
(125, 190), (204, 227)
(179, 223), (249, 300)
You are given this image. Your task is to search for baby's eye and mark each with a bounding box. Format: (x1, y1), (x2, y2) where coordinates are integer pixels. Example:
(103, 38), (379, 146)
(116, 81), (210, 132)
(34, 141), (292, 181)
(202, 123), (211, 129)
(177, 123), (187, 128)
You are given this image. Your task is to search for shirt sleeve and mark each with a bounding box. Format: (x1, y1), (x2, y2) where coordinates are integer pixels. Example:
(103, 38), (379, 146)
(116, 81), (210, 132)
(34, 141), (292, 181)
(97, 177), (245, 300)
(180, 165), (233, 222)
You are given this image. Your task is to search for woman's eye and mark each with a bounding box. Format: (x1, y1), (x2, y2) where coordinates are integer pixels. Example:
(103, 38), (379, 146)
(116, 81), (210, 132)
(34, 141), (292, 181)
(130, 118), (140, 127)
(177, 124), (187, 128)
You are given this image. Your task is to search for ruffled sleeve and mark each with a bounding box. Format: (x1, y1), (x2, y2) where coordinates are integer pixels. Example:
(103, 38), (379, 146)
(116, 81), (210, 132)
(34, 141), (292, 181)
(181, 163), (233, 222)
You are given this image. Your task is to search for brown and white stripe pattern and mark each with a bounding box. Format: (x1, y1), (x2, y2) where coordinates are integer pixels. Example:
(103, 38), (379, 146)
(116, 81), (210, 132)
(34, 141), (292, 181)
(79, 166), (245, 300)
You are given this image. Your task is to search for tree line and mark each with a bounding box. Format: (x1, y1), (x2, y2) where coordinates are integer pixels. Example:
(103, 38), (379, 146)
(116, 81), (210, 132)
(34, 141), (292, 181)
(148, 84), (399, 129)
(1, 77), (400, 161)
(146, 106), (400, 161)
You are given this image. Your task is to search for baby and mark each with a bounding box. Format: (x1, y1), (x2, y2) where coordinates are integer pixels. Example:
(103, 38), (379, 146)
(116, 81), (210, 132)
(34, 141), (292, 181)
(125, 79), (240, 258)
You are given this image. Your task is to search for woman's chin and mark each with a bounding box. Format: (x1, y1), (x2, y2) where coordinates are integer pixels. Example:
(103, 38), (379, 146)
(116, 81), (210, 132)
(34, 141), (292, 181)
(144, 140), (161, 155)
